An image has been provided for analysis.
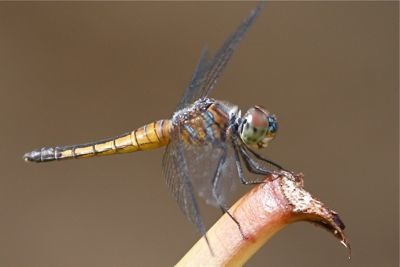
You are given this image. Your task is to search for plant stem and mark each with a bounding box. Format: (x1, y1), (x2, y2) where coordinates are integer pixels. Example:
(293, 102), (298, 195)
(176, 171), (350, 267)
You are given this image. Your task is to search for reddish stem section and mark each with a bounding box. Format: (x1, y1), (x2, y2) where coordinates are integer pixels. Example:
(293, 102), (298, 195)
(177, 171), (350, 266)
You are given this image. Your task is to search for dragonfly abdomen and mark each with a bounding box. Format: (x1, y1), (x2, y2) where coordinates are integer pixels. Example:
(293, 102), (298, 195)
(24, 119), (172, 163)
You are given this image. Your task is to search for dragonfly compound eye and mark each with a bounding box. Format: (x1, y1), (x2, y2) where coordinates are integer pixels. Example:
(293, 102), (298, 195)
(240, 106), (277, 148)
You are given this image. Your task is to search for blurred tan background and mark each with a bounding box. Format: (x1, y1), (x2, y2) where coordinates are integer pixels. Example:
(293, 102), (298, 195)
(0, 2), (398, 266)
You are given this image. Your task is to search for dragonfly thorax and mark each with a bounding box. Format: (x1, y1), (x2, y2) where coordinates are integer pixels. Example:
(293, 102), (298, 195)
(171, 98), (239, 146)
(239, 105), (278, 149)
(172, 98), (213, 123)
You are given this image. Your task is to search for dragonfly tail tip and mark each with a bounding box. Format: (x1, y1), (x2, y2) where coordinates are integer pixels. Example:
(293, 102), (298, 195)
(23, 153), (31, 162)
(23, 151), (39, 162)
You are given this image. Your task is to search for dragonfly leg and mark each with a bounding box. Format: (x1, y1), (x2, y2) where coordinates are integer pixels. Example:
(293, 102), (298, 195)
(211, 146), (247, 239)
(240, 146), (275, 176)
(219, 205), (247, 240)
(232, 141), (265, 185)
(243, 145), (285, 170)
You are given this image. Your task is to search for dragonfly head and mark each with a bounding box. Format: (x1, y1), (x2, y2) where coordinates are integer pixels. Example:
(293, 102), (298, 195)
(239, 106), (278, 149)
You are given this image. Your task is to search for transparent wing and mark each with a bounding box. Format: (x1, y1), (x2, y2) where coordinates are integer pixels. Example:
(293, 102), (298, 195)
(162, 127), (240, 234)
(176, 3), (264, 109)
(177, 47), (209, 110)
(186, 141), (238, 208)
(197, 3), (263, 100)
(162, 128), (207, 236)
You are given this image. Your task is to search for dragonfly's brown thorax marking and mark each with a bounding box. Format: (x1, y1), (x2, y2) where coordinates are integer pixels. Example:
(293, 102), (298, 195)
(173, 98), (235, 146)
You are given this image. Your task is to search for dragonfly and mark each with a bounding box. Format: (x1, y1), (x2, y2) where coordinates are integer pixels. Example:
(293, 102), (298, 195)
(24, 3), (283, 245)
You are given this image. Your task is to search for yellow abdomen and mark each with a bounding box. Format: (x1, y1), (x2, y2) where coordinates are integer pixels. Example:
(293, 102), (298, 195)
(24, 120), (172, 162)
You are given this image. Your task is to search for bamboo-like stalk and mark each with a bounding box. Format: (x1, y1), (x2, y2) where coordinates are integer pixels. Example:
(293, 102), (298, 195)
(176, 171), (350, 267)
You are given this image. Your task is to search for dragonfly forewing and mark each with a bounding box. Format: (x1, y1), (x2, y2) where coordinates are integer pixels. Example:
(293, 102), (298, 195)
(177, 3), (264, 109)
